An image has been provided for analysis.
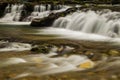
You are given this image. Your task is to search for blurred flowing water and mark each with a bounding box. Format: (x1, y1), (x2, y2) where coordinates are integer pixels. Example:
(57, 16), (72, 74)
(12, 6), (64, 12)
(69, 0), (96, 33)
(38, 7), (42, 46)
(0, 8), (120, 80)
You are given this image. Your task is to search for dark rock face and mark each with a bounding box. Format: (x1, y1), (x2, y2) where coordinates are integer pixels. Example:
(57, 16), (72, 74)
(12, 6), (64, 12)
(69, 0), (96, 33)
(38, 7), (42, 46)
(0, 3), (8, 18)
(30, 13), (57, 27)
(30, 7), (77, 27)
(20, 3), (34, 21)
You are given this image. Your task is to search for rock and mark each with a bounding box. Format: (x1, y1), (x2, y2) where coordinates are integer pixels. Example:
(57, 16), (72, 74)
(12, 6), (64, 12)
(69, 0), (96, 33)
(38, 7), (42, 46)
(57, 46), (74, 55)
(108, 50), (120, 56)
(78, 60), (94, 69)
(0, 3), (8, 17)
(31, 13), (58, 27)
(31, 46), (39, 52)
(30, 7), (77, 27)
(31, 46), (49, 54)
(57, 46), (65, 54)
(31, 44), (53, 54)
(85, 51), (94, 59)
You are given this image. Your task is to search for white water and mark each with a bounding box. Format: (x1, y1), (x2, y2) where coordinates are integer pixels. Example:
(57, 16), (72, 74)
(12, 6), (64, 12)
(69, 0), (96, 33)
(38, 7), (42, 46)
(0, 58), (27, 67)
(0, 4), (68, 24)
(0, 41), (31, 52)
(0, 53), (119, 79)
(0, 54), (94, 78)
(26, 5), (69, 21)
(0, 4), (24, 22)
(0, 22), (31, 25)
(34, 27), (113, 42)
(53, 10), (120, 38)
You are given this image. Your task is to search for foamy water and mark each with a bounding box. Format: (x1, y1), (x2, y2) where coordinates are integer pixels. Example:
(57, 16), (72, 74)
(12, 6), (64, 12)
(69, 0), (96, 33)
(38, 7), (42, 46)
(0, 41), (31, 52)
(0, 54), (95, 79)
(0, 22), (31, 25)
(34, 27), (120, 42)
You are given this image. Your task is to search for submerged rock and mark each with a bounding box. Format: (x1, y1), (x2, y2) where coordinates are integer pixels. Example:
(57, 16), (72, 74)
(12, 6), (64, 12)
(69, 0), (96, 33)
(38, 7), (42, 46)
(108, 50), (120, 56)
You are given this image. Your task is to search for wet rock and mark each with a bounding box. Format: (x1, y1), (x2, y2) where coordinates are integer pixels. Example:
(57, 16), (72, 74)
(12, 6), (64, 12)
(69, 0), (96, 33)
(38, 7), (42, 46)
(31, 46), (49, 54)
(30, 7), (77, 27)
(57, 46), (65, 54)
(84, 51), (94, 59)
(78, 60), (95, 69)
(0, 3), (8, 17)
(31, 44), (53, 54)
(30, 13), (57, 27)
(57, 46), (74, 55)
(108, 50), (120, 56)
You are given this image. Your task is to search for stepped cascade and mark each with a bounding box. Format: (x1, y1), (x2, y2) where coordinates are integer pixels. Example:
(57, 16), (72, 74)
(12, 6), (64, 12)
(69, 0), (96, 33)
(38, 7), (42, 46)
(53, 10), (120, 38)
(0, 4), (24, 22)
(26, 4), (64, 21)
(0, 4), (64, 22)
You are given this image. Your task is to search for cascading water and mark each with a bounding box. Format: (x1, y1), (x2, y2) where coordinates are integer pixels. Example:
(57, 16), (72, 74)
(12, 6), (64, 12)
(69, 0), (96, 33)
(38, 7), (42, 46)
(0, 4), (24, 22)
(0, 41), (31, 51)
(53, 10), (120, 38)
(0, 53), (95, 79)
(26, 5), (50, 21)
(0, 4), (66, 22)
(26, 4), (65, 21)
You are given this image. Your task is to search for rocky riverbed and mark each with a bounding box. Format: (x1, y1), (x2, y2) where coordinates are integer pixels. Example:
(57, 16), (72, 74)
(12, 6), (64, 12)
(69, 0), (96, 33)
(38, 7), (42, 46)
(0, 2), (120, 80)
(0, 34), (119, 80)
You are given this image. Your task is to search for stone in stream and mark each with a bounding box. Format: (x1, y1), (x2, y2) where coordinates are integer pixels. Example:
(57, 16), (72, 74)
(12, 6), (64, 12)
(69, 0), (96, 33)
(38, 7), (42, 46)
(57, 46), (74, 55)
(31, 44), (54, 54)
(78, 60), (95, 69)
(108, 50), (120, 56)
(31, 45), (50, 54)
(30, 7), (77, 27)
(31, 43), (74, 56)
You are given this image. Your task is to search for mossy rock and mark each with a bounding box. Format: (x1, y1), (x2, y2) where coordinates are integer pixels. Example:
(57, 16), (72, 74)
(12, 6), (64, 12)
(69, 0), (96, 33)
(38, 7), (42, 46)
(31, 44), (54, 54)
(31, 46), (49, 54)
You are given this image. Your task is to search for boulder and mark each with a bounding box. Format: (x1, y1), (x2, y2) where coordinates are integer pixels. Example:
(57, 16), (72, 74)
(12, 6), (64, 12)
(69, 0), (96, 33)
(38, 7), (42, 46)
(31, 44), (53, 54)
(30, 7), (77, 27)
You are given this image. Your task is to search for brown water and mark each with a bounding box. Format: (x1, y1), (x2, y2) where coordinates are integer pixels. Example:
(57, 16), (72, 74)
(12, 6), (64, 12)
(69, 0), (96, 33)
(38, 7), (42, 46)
(0, 24), (119, 80)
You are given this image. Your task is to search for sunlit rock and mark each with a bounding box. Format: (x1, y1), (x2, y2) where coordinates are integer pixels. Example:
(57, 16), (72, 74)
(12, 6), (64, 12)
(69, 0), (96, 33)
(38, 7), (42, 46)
(78, 60), (94, 69)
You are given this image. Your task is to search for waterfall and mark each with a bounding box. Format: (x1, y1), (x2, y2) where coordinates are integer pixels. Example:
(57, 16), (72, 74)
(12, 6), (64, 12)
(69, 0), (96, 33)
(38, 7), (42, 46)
(0, 4), (24, 22)
(28, 4), (50, 21)
(0, 4), (65, 22)
(26, 4), (67, 21)
(53, 10), (120, 38)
